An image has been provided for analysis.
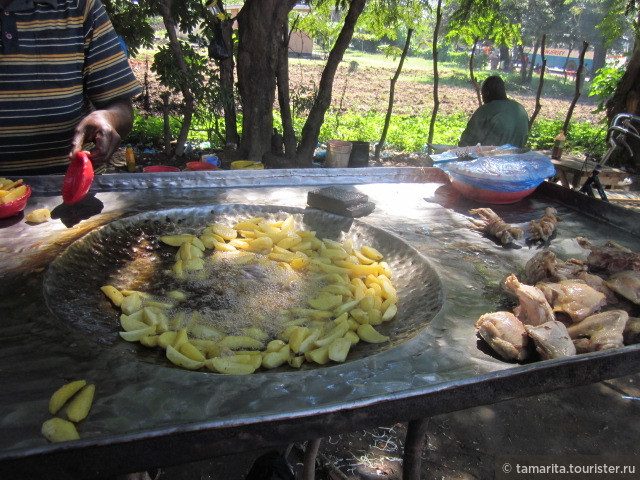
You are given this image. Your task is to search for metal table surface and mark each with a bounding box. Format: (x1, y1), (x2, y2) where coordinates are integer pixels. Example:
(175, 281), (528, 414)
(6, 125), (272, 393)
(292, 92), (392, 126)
(1, 167), (639, 479)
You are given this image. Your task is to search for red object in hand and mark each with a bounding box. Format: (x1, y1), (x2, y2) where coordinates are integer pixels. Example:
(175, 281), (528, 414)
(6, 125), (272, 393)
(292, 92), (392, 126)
(62, 151), (94, 205)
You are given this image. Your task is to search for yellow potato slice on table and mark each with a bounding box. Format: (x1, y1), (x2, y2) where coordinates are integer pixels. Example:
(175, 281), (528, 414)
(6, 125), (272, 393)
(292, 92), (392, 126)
(42, 417), (80, 443)
(49, 380), (86, 415)
(25, 208), (51, 224)
(66, 384), (95, 422)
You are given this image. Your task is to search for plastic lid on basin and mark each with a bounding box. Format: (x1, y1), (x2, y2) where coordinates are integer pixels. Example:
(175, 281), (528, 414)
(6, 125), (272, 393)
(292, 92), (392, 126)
(62, 151), (94, 205)
(230, 161), (264, 170)
(143, 165), (181, 173)
(186, 161), (220, 171)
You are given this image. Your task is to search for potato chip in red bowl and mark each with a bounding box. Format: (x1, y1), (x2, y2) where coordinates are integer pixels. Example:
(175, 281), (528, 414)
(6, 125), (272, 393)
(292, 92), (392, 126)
(0, 182), (31, 219)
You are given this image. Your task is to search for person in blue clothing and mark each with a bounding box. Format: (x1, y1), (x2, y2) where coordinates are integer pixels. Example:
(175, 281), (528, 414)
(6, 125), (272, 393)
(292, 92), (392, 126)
(459, 75), (529, 148)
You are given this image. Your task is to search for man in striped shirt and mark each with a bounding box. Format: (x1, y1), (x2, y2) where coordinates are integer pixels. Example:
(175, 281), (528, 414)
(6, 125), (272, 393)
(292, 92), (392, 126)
(0, 0), (141, 175)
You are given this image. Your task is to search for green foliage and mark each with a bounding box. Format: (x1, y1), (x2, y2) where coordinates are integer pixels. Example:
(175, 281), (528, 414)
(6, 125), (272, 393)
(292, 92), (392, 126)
(448, 51), (488, 69)
(126, 113), (181, 147)
(589, 65), (626, 113)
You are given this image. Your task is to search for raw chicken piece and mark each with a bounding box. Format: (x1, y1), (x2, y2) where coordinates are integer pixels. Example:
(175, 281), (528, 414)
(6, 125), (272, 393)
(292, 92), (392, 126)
(523, 250), (587, 285)
(536, 280), (606, 323)
(623, 317), (640, 345)
(528, 207), (561, 242)
(576, 237), (640, 274)
(504, 274), (555, 326)
(469, 208), (523, 245)
(566, 310), (628, 353)
(525, 321), (577, 359)
(475, 311), (530, 361)
(575, 271), (619, 304)
(604, 270), (640, 305)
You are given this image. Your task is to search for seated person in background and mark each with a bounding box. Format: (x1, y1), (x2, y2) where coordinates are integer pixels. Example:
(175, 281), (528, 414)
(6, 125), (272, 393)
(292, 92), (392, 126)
(0, 0), (141, 176)
(458, 75), (529, 149)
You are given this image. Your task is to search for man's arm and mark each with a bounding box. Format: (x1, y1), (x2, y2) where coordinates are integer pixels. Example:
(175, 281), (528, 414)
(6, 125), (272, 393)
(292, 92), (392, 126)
(70, 97), (134, 165)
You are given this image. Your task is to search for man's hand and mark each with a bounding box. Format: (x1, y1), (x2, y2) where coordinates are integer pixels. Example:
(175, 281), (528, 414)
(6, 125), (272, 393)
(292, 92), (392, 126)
(70, 98), (134, 166)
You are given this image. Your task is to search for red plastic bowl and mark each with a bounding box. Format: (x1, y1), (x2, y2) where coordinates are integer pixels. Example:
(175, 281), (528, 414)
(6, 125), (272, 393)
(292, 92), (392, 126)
(0, 184), (32, 219)
(186, 161), (219, 171)
(450, 178), (537, 204)
(62, 151), (94, 205)
(143, 165), (181, 173)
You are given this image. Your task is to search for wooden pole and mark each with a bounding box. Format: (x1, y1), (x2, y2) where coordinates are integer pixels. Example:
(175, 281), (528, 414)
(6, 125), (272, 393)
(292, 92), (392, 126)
(470, 37), (482, 107)
(426, 0), (443, 154)
(562, 40), (589, 134)
(529, 34), (547, 129)
(402, 418), (430, 480)
(374, 28), (414, 162)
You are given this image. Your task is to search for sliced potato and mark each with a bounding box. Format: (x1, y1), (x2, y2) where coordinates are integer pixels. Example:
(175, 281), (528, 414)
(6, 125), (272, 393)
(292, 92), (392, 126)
(361, 245), (383, 261)
(66, 384), (95, 422)
(42, 417), (79, 443)
(49, 380), (86, 415)
(205, 356), (255, 375)
(119, 325), (156, 342)
(166, 345), (204, 370)
(357, 324), (389, 343)
(101, 285), (124, 307)
(328, 337), (351, 363)
(25, 208), (51, 224)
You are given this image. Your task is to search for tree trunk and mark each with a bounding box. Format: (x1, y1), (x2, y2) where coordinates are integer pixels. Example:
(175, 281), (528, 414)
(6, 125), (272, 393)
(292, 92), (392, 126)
(277, 14), (298, 159)
(562, 41), (589, 135)
(591, 35), (608, 75)
(219, 17), (239, 148)
(470, 37), (482, 107)
(236, 0), (295, 161)
(529, 35), (547, 130)
(374, 28), (413, 162)
(527, 38), (540, 83)
(295, 0), (367, 166)
(499, 45), (510, 72)
(518, 44), (527, 84)
(427, 0), (443, 153)
(607, 46), (640, 120)
(158, 0), (195, 158)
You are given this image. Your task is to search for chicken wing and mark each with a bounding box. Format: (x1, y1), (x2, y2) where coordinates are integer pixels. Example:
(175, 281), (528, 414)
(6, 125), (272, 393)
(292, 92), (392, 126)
(504, 274), (555, 326)
(475, 311), (530, 361)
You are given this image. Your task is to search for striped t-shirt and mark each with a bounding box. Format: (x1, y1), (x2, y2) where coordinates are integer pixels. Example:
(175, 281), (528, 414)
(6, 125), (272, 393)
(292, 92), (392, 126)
(0, 0), (141, 175)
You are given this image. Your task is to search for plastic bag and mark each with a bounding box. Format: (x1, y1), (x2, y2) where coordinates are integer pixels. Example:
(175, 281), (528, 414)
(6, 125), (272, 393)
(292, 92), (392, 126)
(444, 152), (556, 192)
(208, 21), (230, 61)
